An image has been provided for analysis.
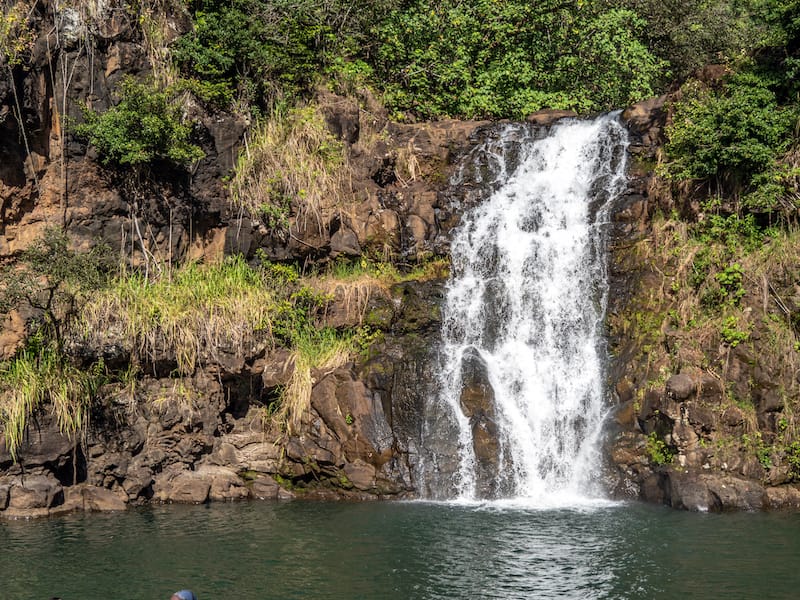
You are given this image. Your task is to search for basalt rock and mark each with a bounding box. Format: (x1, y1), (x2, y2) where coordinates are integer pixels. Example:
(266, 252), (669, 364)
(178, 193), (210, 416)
(0, 271), (445, 516)
(606, 94), (800, 512)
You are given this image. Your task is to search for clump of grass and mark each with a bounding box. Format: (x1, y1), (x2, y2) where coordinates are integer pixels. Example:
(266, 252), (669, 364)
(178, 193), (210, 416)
(276, 327), (353, 434)
(308, 256), (450, 325)
(0, 342), (104, 461)
(80, 256), (275, 376)
(230, 103), (347, 233)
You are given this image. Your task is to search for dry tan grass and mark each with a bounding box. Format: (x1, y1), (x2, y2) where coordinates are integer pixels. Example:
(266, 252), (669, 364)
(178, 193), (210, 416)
(0, 345), (97, 461)
(231, 104), (349, 235)
(274, 336), (352, 434)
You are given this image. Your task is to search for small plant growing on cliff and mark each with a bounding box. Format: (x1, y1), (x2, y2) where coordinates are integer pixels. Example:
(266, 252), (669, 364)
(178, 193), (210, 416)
(0, 1), (35, 67)
(646, 431), (674, 466)
(715, 263), (746, 305)
(742, 432), (773, 470)
(75, 77), (203, 167)
(720, 316), (750, 347)
(786, 442), (800, 481)
(0, 227), (113, 350)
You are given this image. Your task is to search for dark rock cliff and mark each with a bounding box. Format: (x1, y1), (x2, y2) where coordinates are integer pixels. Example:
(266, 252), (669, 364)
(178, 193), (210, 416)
(607, 93), (800, 511)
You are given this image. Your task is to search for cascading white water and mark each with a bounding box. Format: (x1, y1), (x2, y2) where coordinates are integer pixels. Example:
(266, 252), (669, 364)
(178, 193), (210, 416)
(420, 114), (628, 505)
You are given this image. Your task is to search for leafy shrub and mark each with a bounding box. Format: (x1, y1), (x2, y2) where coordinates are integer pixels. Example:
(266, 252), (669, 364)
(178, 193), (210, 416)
(172, 0), (392, 109)
(646, 431), (674, 465)
(75, 77), (204, 167)
(663, 73), (796, 205)
(606, 0), (776, 82)
(720, 316), (750, 347)
(0, 227), (113, 348)
(0, 1), (35, 67)
(372, 1), (663, 118)
(715, 263), (746, 305)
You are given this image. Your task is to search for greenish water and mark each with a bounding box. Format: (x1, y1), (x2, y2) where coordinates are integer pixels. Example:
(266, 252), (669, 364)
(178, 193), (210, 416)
(2, 500), (800, 599)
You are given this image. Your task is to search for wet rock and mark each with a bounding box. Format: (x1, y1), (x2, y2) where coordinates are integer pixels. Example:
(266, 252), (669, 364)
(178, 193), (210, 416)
(120, 468), (154, 501)
(526, 109), (578, 127)
(344, 460), (377, 491)
(764, 485), (800, 509)
(249, 475), (281, 500)
(621, 95), (667, 157)
(667, 471), (765, 512)
(390, 280), (444, 334)
(614, 378), (635, 404)
(81, 485), (128, 512)
(200, 465), (250, 501)
(459, 349), (495, 419)
(154, 469), (211, 504)
(0, 482), (9, 509)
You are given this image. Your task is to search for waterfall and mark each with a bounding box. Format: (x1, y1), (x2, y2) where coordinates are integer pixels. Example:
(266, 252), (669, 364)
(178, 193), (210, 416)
(419, 114), (629, 505)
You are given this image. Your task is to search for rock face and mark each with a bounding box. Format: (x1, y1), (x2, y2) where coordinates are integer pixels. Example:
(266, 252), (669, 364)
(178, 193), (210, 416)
(0, 0), (500, 517)
(605, 94), (800, 511)
(0, 274), (448, 516)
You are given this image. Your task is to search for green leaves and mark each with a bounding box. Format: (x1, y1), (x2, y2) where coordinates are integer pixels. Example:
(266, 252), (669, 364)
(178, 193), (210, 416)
(664, 73), (797, 205)
(172, 0), (393, 109)
(372, 0), (664, 119)
(75, 78), (204, 168)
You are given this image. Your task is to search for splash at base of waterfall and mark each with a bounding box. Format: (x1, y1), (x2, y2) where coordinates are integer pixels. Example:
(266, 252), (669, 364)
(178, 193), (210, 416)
(417, 114), (629, 506)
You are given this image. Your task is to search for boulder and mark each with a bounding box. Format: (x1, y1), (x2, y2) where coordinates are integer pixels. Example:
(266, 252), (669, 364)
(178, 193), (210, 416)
(526, 109), (578, 127)
(7, 474), (63, 510)
(666, 373), (696, 401)
(153, 470), (210, 504)
(0, 482), (9, 509)
(197, 465), (250, 501)
(344, 460), (377, 491)
(667, 472), (765, 511)
(621, 95), (667, 156)
(249, 476), (281, 500)
(81, 485), (128, 512)
(764, 485), (800, 509)
(459, 349), (495, 419)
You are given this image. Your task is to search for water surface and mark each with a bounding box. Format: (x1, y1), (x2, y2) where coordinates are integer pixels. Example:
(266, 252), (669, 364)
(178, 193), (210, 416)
(2, 500), (799, 599)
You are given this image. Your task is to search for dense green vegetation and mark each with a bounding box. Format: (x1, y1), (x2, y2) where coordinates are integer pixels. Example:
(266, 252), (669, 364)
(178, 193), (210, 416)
(660, 1), (799, 216)
(371, 2), (663, 118)
(172, 0), (393, 110)
(75, 78), (204, 167)
(163, 0), (799, 121)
